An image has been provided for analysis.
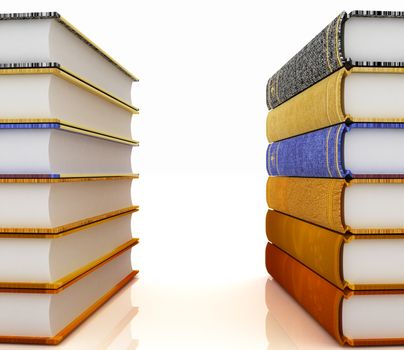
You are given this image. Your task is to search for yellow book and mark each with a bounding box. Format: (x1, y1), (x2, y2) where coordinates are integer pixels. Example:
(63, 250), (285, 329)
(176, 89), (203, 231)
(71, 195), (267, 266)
(266, 176), (404, 234)
(266, 67), (404, 142)
(266, 210), (404, 290)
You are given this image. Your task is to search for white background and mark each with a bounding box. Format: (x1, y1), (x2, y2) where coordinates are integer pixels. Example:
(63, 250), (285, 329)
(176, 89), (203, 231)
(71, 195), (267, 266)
(2, 0), (404, 349)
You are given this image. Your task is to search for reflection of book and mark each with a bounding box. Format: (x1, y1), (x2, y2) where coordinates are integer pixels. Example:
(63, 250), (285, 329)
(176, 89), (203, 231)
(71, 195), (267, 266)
(101, 315), (138, 350)
(0, 246), (137, 344)
(267, 242), (404, 346)
(62, 280), (138, 350)
(0, 12), (137, 104)
(265, 278), (337, 349)
(0, 123), (136, 177)
(0, 177), (136, 233)
(0, 67), (136, 140)
(265, 311), (297, 350)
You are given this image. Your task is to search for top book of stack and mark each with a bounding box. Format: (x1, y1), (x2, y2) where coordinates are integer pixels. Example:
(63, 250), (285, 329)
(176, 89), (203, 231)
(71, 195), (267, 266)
(266, 10), (404, 110)
(0, 11), (137, 106)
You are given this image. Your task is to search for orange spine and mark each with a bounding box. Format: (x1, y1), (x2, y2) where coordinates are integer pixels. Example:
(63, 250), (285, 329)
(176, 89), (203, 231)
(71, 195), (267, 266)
(266, 210), (346, 289)
(266, 177), (346, 233)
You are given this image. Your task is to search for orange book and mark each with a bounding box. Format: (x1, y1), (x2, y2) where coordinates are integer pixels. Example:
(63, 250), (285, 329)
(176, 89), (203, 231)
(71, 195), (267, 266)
(266, 176), (404, 234)
(266, 242), (404, 346)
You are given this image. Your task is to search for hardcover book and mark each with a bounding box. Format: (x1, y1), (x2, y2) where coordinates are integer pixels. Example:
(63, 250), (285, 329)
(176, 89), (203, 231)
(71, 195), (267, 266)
(266, 10), (404, 110)
(0, 176), (137, 233)
(267, 67), (404, 141)
(0, 67), (137, 140)
(0, 246), (137, 345)
(266, 176), (404, 234)
(266, 122), (404, 178)
(0, 11), (137, 104)
(0, 210), (137, 287)
(266, 242), (404, 346)
(266, 210), (404, 290)
(0, 123), (137, 177)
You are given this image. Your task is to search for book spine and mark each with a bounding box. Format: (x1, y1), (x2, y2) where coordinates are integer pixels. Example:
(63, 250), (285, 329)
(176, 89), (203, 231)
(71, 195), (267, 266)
(267, 124), (348, 178)
(266, 176), (346, 232)
(266, 68), (346, 142)
(266, 12), (346, 109)
(265, 243), (345, 344)
(266, 210), (346, 289)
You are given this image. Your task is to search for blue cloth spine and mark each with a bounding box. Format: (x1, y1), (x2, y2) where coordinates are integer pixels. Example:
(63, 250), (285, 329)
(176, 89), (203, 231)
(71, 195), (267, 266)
(267, 124), (349, 178)
(267, 123), (404, 178)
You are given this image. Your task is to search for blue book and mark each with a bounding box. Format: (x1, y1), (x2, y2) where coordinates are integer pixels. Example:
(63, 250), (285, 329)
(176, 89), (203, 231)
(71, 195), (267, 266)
(266, 123), (404, 178)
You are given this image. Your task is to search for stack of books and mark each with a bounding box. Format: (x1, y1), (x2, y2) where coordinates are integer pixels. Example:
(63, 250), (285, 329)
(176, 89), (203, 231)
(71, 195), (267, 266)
(265, 10), (404, 346)
(0, 12), (139, 345)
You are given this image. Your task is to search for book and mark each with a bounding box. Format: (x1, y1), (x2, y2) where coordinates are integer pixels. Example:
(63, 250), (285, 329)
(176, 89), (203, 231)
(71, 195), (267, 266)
(266, 242), (404, 346)
(0, 11), (137, 104)
(0, 176), (137, 233)
(0, 123), (137, 177)
(0, 209), (137, 287)
(266, 10), (404, 110)
(267, 67), (404, 142)
(266, 122), (404, 178)
(0, 67), (137, 140)
(267, 210), (404, 290)
(0, 245), (137, 345)
(266, 176), (404, 234)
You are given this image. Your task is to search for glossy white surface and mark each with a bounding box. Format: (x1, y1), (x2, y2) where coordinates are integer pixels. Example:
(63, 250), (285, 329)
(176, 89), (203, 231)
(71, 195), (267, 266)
(345, 73), (404, 118)
(345, 17), (404, 62)
(344, 183), (404, 228)
(343, 239), (404, 284)
(343, 294), (404, 339)
(0, 179), (132, 228)
(344, 128), (404, 174)
(0, 129), (132, 174)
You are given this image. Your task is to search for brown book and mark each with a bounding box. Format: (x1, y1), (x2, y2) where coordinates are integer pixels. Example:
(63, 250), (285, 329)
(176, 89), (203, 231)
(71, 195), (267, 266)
(266, 242), (404, 346)
(266, 210), (404, 290)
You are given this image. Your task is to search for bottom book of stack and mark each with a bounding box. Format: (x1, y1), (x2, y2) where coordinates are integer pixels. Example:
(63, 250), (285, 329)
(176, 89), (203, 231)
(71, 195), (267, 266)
(266, 242), (404, 346)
